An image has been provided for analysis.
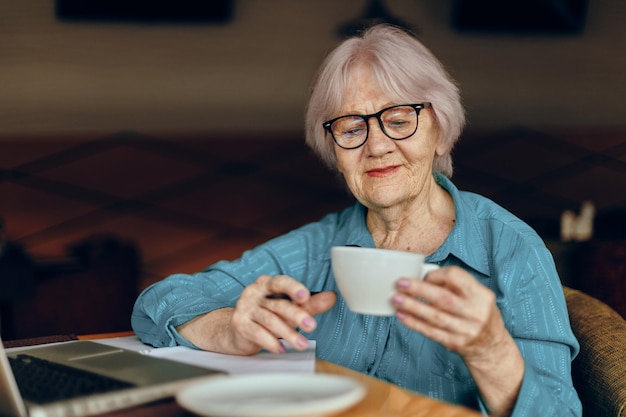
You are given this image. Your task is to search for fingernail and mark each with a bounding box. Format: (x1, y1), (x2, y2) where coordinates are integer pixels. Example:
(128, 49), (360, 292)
(392, 295), (404, 305)
(296, 336), (309, 348)
(396, 278), (410, 289)
(301, 317), (315, 329)
(396, 311), (407, 320)
(278, 344), (287, 353)
(295, 289), (307, 300)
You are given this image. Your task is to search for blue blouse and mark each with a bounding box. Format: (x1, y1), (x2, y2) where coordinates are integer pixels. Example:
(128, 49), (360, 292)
(132, 172), (582, 417)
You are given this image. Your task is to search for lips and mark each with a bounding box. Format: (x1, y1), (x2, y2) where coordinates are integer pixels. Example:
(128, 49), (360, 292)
(366, 165), (400, 177)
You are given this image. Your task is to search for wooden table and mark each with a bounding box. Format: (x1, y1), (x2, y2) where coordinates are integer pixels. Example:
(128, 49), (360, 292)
(315, 360), (481, 417)
(16, 333), (482, 417)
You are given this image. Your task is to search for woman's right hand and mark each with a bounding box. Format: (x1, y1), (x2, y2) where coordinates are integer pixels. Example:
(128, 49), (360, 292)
(177, 274), (336, 355)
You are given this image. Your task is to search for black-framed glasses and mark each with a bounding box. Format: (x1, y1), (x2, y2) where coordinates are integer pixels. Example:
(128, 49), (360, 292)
(322, 103), (431, 150)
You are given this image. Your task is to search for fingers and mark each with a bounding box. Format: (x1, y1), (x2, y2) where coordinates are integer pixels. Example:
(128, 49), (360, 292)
(395, 310), (468, 349)
(231, 304), (310, 353)
(307, 291), (338, 316)
(232, 275), (336, 354)
(264, 275), (310, 302)
(392, 267), (499, 354)
(263, 296), (318, 332)
(395, 266), (490, 316)
(393, 295), (483, 351)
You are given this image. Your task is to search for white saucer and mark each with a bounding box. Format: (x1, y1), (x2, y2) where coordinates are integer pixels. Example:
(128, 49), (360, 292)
(176, 373), (366, 417)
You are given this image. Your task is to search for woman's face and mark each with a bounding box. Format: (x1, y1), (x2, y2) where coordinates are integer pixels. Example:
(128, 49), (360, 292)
(333, 64), (443, 211)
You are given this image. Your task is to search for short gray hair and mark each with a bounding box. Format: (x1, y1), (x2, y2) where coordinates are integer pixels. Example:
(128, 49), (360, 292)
(305, 24), (465, 178)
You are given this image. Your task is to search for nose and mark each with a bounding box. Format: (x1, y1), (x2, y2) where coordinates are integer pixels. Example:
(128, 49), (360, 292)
(364, 117), (395, 156)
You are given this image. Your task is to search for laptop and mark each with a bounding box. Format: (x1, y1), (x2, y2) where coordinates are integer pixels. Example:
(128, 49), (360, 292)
(0, 338), (224, 417)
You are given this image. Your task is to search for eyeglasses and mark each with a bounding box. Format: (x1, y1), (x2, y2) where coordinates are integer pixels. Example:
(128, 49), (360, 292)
(322, 103), (431, 150)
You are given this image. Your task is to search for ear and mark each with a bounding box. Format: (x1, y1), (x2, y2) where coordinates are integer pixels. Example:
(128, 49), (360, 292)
(435, 136), (448, 156)
(432, 121), (448, 157)
(424, 106), (447, 156)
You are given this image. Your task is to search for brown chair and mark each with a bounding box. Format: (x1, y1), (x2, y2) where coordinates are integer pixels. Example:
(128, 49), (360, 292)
(564, 286), (626, 417)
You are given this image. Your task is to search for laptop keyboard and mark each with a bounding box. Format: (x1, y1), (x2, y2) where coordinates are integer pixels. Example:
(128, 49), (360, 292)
(9, 354), (135, 404)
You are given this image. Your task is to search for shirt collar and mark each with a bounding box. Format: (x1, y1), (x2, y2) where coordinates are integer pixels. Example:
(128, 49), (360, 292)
(344, 203), (376, 248)
(430, 172), (492, 277)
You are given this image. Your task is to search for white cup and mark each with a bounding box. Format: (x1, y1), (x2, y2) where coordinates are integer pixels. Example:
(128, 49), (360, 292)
(330, 246), (439, 316)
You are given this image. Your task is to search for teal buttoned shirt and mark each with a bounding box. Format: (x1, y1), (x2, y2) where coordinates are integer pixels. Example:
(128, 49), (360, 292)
(132, 172), (582, 416)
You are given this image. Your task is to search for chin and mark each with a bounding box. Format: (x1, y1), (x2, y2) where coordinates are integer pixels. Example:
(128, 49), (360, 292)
(362, 191), (408, 210)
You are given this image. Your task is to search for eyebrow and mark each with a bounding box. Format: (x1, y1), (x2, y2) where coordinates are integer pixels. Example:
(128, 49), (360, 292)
(335, 103), (397, 117)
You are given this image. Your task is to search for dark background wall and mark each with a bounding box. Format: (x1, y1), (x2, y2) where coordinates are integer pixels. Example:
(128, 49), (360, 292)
(1, 0), (624, 136)
(1, 1), (625, 337)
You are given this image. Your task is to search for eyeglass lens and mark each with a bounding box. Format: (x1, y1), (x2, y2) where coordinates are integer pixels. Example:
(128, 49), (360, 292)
(330, 105), (418, 149)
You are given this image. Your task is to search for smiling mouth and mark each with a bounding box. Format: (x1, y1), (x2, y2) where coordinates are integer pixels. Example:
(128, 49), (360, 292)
(366, 165), (400, 177)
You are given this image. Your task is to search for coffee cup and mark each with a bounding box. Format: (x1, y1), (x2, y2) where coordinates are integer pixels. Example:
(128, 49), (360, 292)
(330, 246), (439, 316)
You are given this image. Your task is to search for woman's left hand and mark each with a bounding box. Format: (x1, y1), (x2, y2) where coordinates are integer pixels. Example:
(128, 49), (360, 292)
(392, 265), (506, 360)
(392, 266), (524, 417)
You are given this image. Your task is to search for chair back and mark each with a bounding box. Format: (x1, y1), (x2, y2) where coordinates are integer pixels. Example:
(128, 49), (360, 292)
(564, 286), (626, 417)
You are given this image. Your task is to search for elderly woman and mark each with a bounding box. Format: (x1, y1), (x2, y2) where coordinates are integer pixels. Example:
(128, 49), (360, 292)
(132, 25), (581, 417)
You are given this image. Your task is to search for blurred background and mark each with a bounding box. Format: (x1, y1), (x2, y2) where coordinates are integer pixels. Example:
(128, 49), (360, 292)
(1, 0), (625, 134)
(1, 0), (625, 338)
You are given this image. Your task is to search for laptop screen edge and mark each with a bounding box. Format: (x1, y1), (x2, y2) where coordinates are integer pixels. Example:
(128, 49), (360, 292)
(0, 338), (30, 417)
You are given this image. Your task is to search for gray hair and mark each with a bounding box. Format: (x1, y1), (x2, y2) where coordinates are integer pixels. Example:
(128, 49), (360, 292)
(304, 24), (465, 178)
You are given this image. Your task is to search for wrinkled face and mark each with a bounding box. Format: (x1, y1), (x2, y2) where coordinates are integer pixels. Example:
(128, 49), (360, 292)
(333, 64), (442, 211)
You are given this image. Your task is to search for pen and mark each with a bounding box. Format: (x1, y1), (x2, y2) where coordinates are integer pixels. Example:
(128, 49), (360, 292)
(266, 291), (321, 301)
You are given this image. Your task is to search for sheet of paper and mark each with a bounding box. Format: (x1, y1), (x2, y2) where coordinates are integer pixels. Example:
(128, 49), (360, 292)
(94, 335), (316, 374)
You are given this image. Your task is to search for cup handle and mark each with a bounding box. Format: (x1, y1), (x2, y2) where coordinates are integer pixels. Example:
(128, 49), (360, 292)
(420, 263), (440, 279)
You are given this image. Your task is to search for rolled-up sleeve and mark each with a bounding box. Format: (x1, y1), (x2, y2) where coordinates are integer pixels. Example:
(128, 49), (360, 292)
(131, 268), (243, 347)
(131, 209), (350, 348)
